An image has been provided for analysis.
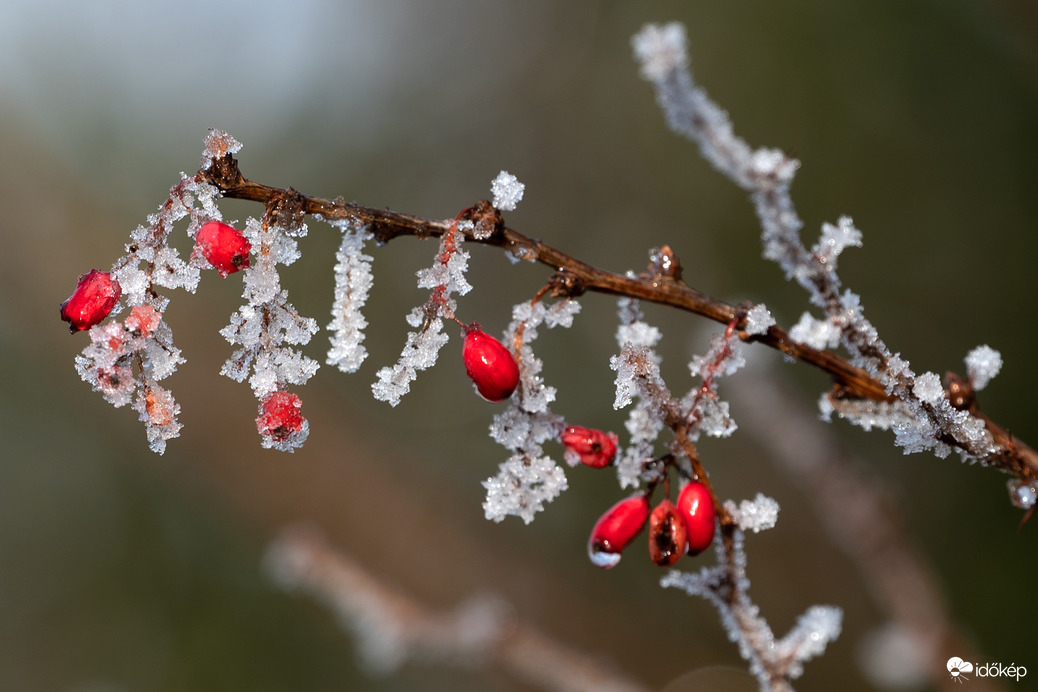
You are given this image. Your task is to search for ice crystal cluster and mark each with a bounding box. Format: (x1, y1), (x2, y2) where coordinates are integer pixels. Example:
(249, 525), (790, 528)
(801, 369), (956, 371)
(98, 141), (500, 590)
(74, 137), (227, 453)
(482, 298), (581, 523)
(372, 217), (472, 407)
(219, 214), (319, 451)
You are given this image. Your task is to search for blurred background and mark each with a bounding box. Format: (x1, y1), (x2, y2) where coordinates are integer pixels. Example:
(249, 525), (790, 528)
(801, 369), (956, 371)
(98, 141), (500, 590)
(3, 0), (1037, 690)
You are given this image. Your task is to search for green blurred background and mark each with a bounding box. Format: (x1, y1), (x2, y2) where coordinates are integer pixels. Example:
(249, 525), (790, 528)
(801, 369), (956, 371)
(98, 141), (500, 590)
(3, 1), (1037, 690)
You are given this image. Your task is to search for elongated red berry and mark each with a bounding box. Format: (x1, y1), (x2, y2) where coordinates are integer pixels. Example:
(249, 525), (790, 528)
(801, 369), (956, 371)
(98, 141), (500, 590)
(648, 499), (688, 567)
(560, 425), (618, 468)
(60, 269), (121, 333)
(588, 495), (650, 569)
(676, 481), (716, 555)
(195, 220), (251, 277)
(257, 391), (305, 442)
(462, 324), (520, 402)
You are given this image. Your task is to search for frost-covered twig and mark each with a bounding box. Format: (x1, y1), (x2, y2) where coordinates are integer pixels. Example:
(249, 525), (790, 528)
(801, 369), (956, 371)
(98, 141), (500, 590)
(264, 525), (650, 692)
(631, 22), (1014, 473)
(196, 150), (1038, 489)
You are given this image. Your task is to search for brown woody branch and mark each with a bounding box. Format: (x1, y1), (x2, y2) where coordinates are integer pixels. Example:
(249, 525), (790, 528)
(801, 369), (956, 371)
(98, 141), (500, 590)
(198, 154), (1038, 488)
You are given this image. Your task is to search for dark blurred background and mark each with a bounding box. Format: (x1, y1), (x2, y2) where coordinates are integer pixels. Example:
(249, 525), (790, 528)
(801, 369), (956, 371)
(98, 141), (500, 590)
(3, 1), (1037, 690)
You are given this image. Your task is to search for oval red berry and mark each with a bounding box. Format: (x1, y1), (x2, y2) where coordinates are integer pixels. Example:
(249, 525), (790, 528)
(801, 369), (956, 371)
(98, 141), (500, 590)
(60, 269), (121, 333)
(676, 480), (716, 555)
(196, 220), (251, 277)
(462, 326), (520, 402)
(588, 494), (650, 569)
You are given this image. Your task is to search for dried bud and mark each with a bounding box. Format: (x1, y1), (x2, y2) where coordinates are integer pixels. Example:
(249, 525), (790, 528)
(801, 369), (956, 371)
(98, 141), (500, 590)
(60, 269), (121, 333)
(560, 425), (619, 468)
(676, 481), (716, 555)
(648, 499), (688, 566)
(462, 324), (520, 402)
(195, 220), (251, 277)
(588, 495), (651, 569)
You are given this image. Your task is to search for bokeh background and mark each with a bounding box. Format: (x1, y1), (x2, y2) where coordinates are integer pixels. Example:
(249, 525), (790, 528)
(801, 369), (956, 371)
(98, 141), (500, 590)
(3, 1), (1037, 690)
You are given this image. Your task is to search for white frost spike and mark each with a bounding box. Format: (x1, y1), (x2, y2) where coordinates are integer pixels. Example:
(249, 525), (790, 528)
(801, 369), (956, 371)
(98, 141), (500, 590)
(372, 317), (449, 407)
(327, 224), (374, 373)
(965, 345), (1002, 391)
(490, 171), (525, 211)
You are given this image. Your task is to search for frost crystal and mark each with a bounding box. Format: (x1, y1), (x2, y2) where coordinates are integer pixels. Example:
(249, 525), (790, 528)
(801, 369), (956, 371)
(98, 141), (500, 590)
(743, 304), (775, 336)
(482, 453), (568, 524)
(490, 171), (525, 212)
(200, 128), (243, 170)
(75, 305), (185, 454)
(326, 221), (374, 373)
(965, 345), (1002, 391)
(912, 372), (945, 406)
(789, 312), (840, 350)
(725, 494), (779, 533)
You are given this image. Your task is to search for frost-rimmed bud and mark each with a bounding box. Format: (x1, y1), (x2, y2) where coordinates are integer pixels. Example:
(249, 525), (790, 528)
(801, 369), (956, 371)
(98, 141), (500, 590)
(677, 480), (716, 555)
(60, 270), (121, 333)
(463, 325), (520, 402)
(588, 495), (650, 569)
(560, 425), (618, 468)
(194, 220), (251, 277)
(648, 499), (688, 567)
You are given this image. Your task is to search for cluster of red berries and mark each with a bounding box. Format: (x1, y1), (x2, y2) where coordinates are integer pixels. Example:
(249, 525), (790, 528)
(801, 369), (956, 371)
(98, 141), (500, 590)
(588, 480), (715, 569)
(556, 419), (715, 569)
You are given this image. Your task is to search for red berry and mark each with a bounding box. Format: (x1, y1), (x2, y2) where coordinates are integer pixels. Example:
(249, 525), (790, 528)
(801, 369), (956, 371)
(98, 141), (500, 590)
(560, 425), (618, 468)
(648, 499), (688, 567)
(195, 220), (251, 276)
(676, 481), (716, 555)
(588, 495), (651, 569)
(462, 325), (520, 402)
(60, 269), (121, 333)
(257, 391), (305, 442)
